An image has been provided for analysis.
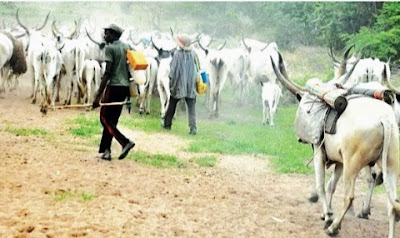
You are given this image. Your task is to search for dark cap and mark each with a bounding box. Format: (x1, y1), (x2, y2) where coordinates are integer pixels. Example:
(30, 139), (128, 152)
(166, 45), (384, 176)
(104, 24), (124, 35)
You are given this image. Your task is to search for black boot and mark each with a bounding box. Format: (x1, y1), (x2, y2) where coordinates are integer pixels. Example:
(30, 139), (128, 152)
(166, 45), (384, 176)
(119, 141), (135, 160)
(101, 149), (111, 161)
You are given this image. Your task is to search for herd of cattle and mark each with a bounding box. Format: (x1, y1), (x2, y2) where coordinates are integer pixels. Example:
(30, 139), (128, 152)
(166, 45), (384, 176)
(2, 9), (400, 237)
(0, 10), (284, 125)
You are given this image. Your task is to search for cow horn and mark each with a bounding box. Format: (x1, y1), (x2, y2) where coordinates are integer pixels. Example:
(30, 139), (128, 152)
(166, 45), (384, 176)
(36, 11), (50, 31)
(170, 27), (174, 37)
(271, 52), (304, 101)
(261, 43), (270, 52)
(51, 21), (60, 37)
(328, 44), (339, 64)
(341, 58), (360, 82)
(151, 37), (160, 52)
(68, 21), (78, 39)
(217, 40), (226, 51)
(382, 65), (400, 94)
(14, 32), (26, 39)
(85, 28), (101, 46)
(242, 37), (251, 53)
(198, 39), (209, 55)
(16, 9), (30, 36)
(336, 45), (355, 78)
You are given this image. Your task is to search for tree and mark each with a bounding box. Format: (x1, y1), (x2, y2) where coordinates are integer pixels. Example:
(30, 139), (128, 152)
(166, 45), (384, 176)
(348, 2), (400, 63)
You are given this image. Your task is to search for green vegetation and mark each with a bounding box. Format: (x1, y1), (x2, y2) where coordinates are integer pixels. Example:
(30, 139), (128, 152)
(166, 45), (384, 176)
(195, 155), (218, 168)
(127, 152), (185, 169)
(48, 190), (95, 202)
(67, 114), (100, 138)
(3, 125), (47, 136)
(68, 99), (313, 174)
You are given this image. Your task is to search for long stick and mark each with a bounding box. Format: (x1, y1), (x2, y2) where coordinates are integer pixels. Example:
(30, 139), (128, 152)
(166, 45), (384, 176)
(49, 101), (131, 110)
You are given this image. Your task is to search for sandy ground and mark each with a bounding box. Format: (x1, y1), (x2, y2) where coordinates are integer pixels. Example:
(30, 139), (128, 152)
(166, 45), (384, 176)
(0, 78), (398, 238)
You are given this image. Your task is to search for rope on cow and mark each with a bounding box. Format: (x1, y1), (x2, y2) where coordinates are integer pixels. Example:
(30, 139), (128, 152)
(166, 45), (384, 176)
(306, 137), (326, 167)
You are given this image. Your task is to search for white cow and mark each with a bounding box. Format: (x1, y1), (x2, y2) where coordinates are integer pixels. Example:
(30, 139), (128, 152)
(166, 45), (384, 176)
(36, 47), (63, 113)
(244, 41), (281, 85)
(16, 9), (50, 102)
(157, 57), (172, 118)
(137, 56), (158, 114)
(199, 41), (249, 118)
(58, 40), (86, 105)
(261, 82), (281, 127)
(79, 59), (102, 104)
(272, 56), (400, 238)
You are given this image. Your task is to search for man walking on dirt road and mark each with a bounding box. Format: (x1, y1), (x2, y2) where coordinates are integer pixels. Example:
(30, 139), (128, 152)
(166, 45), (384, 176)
(92, 24), (135, 161)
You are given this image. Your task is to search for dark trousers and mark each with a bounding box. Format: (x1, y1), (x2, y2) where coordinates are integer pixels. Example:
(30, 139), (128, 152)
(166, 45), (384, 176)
(164, 96), (196, 130)
(99, 86), (130, 153)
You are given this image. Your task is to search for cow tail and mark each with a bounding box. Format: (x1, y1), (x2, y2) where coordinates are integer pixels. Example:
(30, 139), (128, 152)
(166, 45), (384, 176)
(380, 119), (400, 213)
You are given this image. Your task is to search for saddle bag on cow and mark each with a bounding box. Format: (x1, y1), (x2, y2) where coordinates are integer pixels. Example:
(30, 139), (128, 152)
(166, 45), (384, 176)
(295, 93), (329, 144)
(194, 52), (207, 94)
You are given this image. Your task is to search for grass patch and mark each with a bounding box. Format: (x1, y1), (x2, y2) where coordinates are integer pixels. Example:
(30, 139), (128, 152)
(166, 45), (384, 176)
(127, 151), (186, 169)
(67, 114), (100, 138)
(3, 125), (47, 136)
(120, 96), (313, 174)
(48, 190), (95, 202)
(195, 155), (218, 167)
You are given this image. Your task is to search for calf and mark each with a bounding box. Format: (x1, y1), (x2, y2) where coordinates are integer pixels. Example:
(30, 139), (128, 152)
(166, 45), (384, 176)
(261, 82), (281, 127)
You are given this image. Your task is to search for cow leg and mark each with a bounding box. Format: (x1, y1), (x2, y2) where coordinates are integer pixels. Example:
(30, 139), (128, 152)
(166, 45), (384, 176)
(55, 74), (61, 102)
(159, 84), (169, 119)
(357, 166), (375, 219)
(0, 72), (5, 94)
(145, 76), (156, 114)
(40, 75), (49, 114)
(50, 75), (58, 107)
(383, 162), (399, 238)
(65, 80), (73, 105)
(326, 164), (343, 214)
(262, 100), (267, 125)
(210, 91), (219, 118)
(32, 70), (41, 104)
(326, 161), (361, 236)
(139, 85), (146, 114)
(268, 101), (274, 127)
(313, 145), (333, 227)
(11, 75), (19, 91)
(145, 88), (151, 114)
(30, 66), (35, 99)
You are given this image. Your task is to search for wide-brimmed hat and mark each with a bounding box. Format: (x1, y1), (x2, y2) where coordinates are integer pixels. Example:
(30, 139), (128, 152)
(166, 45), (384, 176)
(104, 24), (124, 35)
(174, 33), (193, 50)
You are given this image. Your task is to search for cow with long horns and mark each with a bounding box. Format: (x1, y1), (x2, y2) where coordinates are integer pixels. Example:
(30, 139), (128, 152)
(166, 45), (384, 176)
(271, 52), (400, 238)
(16, 9), (50, 103)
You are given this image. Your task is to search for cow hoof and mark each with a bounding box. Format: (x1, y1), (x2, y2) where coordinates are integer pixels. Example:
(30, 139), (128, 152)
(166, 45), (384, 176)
(357, 210), (370, 219)
(325, 226), (339, 237)
(139, 111), (144, 115)
(324, 218), (334, 229)
(308, 192), (319, 203)
(40, 107), (48, 115)
(395, 214), (400, 222)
